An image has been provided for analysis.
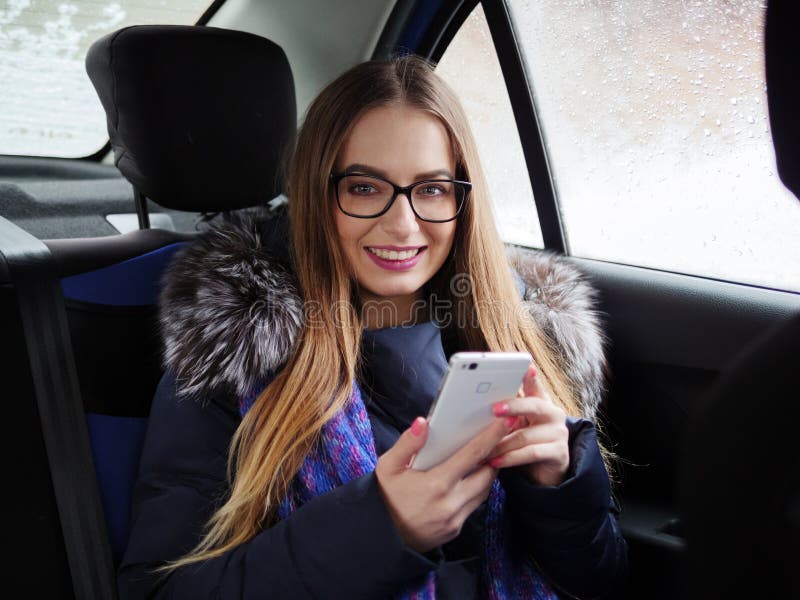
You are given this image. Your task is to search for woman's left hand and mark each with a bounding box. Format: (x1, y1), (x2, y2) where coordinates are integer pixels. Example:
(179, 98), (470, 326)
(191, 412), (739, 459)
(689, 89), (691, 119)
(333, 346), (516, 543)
(488, 365), (570, 487)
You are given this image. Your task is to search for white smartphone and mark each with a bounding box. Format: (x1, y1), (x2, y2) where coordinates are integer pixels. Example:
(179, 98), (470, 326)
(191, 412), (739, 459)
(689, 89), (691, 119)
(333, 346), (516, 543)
(411, 351), (533, 470)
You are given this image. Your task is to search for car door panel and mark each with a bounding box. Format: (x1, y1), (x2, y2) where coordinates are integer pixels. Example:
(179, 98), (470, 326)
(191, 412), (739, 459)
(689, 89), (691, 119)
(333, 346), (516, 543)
(572, 257), (800, 598)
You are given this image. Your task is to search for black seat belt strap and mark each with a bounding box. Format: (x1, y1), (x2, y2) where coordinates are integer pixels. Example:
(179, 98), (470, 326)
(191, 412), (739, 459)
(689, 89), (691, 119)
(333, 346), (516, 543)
(0, 216), (117, 600)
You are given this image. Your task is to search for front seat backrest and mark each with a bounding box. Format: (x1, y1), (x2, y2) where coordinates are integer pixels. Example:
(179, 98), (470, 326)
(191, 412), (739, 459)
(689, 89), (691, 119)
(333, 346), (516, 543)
(5, 25), (296, 599)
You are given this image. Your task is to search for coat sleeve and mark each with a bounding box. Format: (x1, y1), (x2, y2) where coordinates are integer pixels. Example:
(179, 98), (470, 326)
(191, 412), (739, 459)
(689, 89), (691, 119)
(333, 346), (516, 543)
(118, 371), (436, 600)
(499, 417), (628, 599)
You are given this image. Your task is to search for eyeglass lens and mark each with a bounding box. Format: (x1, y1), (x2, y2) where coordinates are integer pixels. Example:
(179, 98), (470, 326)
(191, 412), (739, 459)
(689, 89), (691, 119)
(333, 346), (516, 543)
(336, 175), (464, 221)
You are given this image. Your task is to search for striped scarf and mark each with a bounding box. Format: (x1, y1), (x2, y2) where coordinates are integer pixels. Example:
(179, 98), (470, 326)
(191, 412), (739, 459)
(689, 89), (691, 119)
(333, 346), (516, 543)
(240, 382), (558, 599)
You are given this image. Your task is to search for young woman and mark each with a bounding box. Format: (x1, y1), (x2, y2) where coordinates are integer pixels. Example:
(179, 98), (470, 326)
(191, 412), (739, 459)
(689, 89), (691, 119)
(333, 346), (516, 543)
(119, 56), (627, 599)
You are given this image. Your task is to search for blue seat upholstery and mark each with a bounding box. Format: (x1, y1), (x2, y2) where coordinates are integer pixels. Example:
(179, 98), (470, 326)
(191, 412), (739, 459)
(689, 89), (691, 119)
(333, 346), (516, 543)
(61, 242), (187, 563)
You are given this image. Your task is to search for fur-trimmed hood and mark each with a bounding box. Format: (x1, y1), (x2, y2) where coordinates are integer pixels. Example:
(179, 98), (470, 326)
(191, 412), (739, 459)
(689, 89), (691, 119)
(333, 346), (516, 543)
(160, 205), (607, 418)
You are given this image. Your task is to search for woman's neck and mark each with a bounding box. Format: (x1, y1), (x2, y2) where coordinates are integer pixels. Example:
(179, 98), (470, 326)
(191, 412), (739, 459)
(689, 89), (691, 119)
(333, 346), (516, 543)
(360, 292), (430, 330)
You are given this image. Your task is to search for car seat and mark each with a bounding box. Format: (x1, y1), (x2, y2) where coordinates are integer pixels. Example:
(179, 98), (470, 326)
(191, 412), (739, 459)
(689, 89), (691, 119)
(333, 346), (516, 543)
(0, 25), (295, 600)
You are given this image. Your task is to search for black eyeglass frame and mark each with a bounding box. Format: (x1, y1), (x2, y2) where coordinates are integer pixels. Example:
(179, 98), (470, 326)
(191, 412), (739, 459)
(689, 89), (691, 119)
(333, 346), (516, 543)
(330, 172), (472, 223)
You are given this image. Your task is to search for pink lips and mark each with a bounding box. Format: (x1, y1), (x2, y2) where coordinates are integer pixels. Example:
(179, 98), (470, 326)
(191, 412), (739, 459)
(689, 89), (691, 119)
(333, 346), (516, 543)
(364, 246), (426, 271)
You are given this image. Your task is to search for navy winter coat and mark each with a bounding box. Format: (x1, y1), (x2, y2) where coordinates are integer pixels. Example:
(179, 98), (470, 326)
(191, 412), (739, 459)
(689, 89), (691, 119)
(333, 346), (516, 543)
(119, 319), (627, 599)
(118, 208), (627, 598)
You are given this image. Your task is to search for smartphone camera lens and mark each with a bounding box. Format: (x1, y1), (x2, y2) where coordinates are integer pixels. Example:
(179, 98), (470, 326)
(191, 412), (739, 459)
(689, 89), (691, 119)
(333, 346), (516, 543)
(469, 363), (478, 370)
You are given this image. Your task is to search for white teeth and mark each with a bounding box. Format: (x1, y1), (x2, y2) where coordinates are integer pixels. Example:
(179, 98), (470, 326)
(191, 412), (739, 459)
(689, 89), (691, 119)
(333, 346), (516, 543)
(367, 247), (421, 260)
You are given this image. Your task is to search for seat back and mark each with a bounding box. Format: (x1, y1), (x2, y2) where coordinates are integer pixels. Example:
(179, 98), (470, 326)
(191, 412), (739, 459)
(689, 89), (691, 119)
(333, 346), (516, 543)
(53, 233), (191, 563)
(2, 24), (295, 596)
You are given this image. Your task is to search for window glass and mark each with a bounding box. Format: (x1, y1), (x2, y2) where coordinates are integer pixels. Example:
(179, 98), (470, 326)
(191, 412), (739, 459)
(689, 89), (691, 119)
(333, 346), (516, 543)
(437, 3), (544, 248)
(0, 0), (210, 159)
(508, 0), (800, 292)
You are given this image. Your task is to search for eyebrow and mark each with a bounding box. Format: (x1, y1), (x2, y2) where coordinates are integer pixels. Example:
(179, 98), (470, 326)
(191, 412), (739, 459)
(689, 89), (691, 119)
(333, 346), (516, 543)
(342, 163), (454, 181)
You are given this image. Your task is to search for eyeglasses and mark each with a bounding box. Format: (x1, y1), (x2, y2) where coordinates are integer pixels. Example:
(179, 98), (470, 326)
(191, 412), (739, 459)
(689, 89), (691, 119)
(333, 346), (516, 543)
(330, 172), (471, 223)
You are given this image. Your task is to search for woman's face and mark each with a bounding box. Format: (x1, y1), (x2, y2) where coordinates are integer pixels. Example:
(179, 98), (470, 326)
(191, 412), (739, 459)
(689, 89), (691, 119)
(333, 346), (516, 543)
(334, 104), (457, 316)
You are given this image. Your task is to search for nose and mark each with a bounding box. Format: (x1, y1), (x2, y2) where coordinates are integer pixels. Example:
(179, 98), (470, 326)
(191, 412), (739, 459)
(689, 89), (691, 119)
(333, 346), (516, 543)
(380, 191), (420, 237)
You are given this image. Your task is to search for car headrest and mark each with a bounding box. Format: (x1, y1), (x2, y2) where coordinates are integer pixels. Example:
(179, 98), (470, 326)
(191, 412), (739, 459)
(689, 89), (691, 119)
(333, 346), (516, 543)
(86, 25), (296, 212)
(766, 1), (799, 199)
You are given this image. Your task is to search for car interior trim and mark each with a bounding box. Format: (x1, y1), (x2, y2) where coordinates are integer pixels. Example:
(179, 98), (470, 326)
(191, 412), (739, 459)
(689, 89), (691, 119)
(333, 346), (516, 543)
(0, 215), (117, 600)
(480, 0), (567, 253)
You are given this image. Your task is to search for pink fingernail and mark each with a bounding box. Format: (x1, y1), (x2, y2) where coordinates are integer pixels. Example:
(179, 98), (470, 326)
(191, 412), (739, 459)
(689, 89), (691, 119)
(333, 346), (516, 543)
(490, 456), (503, 468)
(493, 402), (510, 416)
(528, 365), (538, 378)
(505, 416), (518, 430)
(410, 417), (425, 436)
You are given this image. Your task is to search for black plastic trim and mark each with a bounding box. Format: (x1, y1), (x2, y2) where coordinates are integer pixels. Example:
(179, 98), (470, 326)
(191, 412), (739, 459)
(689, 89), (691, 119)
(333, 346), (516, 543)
(480, 0), (566, 253)
(84, 141), (112, 162)
(372, 0), (421, 59)
(619, 502), (685, 553)
(416, 0), (476, 62)
(134, 188), (151, 229)
(196, 0), (227, 26)
(570, 253), (800, 297)
(0, 149), (112, 164)
(44, 229), (194, 278)
(0, 215), (117, 599)
(0, 156), (122, 181)
(569, 255), (800, 370)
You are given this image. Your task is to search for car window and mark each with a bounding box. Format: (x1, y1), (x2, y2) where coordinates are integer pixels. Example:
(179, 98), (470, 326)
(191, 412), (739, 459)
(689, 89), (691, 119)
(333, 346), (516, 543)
(507, 0), (800, 292)
(0, 0), (211, 159)
(436, 3), (544, 249)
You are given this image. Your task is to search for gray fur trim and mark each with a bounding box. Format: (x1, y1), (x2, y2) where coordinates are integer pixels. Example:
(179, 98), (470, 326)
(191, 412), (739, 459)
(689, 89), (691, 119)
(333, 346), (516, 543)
(159, 209), (302, 399)
(160, 210), (607, 417)
(508, 248), (607, 419)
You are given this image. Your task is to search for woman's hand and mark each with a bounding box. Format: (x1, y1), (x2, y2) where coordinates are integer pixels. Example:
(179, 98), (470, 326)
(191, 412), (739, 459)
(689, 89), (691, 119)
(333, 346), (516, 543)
(375, 416), (512, 553)
(488, 365), (570, 487)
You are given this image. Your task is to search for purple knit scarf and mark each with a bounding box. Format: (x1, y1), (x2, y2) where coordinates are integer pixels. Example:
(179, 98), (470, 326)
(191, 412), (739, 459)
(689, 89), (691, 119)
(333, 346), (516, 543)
(240, 382), (558, 599)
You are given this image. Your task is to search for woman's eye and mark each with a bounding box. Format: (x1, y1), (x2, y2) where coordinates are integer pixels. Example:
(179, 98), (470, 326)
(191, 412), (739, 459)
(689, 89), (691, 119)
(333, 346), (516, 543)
(419, 184), (446, 196)
(350, 183), (378, 195)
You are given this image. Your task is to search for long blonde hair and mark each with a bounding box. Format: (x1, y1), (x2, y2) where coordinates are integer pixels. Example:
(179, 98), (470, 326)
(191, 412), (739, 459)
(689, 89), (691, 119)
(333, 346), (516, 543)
(167, 55), (585, 570)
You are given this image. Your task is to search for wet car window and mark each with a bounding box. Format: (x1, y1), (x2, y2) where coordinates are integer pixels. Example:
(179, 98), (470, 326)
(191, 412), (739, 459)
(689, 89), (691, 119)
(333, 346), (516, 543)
(507, 0), (800, 291)
(0, 0), (210, 159)
(437, 3), (545, 249)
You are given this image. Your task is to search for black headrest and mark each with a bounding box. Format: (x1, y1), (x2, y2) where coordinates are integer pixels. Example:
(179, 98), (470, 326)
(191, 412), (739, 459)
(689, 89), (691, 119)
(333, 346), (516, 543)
(766, 1), (800, 199)
(86, 25), (296, 212)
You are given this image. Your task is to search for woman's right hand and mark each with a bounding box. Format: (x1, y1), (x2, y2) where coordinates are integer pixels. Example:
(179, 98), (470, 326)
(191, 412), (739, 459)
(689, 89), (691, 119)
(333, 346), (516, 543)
(375, 416), (513, 553)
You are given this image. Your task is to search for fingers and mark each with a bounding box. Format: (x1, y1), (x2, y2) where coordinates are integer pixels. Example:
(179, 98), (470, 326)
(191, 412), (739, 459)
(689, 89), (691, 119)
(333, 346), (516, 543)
(521, 364), (543, 397)
(434, 417), (511, 485)
(491, 422), (568, 457)
(497, 365), (562, 427)
(453, 464), (497, 521)
(494, 395), (563, 425)
(457, 462), (497, 503)
(489, 440), (568, 469)
(488, 372), (570, 476)
(382, 417), (429, 472)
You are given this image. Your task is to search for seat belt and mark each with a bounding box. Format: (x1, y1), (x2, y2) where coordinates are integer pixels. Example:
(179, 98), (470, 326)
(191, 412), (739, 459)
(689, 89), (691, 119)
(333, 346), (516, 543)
(0, 216), (118, 600)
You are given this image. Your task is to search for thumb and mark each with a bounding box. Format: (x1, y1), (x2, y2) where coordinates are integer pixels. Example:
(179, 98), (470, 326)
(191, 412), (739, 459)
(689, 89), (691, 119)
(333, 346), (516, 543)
(384, 417), (429, 471)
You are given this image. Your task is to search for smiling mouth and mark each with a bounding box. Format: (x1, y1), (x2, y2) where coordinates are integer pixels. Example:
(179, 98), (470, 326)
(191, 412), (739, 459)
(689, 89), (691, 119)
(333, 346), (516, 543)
(366, 247), (426, 261)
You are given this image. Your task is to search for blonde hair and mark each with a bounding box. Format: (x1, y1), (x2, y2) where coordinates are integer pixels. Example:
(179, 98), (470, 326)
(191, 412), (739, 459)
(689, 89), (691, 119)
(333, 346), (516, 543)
(166, 55), (586, 570)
